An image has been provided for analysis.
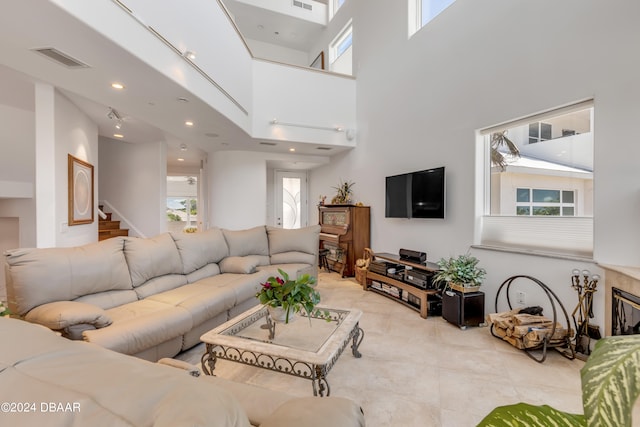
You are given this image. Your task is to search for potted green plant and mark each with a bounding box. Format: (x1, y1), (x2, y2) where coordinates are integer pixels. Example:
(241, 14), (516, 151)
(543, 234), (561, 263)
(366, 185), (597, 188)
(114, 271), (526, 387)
(479, 334), (640, 426)
(256, 269), (327, 323)
(433, 253), (486, 293)
(330, 180), (355, 204)
(0, 301), (10, 317)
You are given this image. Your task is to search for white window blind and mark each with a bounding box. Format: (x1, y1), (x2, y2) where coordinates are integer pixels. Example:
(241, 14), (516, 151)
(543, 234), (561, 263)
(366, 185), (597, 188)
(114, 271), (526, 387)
(481, 216), (593, 257)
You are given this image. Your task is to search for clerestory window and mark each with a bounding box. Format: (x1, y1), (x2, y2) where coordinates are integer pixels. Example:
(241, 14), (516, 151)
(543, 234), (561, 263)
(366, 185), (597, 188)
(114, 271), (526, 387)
(409, 0), (457, 37)
(329, 20), (353, 75)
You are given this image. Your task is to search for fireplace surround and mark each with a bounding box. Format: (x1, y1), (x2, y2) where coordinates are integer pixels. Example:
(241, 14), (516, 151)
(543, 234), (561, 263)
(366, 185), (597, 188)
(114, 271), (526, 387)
(601, 265), (640, 336)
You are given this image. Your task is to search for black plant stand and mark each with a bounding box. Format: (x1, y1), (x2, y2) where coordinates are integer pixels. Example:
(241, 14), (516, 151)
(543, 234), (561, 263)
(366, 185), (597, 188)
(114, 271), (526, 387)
(442, 290), (485, 329)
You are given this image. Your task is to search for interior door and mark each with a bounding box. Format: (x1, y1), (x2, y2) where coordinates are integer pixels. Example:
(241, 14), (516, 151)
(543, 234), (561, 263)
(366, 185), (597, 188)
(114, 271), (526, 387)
(274, 171), (308, 229)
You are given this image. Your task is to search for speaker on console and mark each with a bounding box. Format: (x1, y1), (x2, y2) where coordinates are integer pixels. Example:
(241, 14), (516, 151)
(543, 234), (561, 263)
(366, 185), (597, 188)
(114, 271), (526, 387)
(399, 248), (427, 263)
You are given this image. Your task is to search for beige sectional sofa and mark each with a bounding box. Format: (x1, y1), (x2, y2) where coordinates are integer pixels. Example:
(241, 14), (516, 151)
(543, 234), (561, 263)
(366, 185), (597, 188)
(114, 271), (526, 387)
(0, 316), (366, 426)
(4, 225), (320, 361)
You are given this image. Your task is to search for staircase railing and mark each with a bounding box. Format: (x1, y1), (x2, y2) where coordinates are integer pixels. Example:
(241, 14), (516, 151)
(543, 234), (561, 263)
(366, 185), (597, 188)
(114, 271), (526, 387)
(99, 200), (147, 238)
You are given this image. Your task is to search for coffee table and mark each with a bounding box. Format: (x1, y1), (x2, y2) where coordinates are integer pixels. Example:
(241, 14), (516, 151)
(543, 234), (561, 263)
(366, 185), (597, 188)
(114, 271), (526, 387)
(200, 305), (364, 396)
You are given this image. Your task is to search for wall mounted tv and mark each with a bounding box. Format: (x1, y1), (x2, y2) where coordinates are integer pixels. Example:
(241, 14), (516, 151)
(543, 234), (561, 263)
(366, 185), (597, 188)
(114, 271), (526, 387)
(385, 166), (445, 219)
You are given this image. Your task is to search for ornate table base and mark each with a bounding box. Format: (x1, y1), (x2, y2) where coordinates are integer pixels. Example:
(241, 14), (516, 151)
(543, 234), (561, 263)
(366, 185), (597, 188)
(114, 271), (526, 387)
(200, 307), (364, 397)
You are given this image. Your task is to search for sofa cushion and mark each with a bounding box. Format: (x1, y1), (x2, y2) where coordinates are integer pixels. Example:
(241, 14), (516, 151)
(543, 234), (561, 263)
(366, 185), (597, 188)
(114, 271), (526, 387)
(147, 277), (240, 327)
(260, 397), (365, 427)
(74, 289), (139, 311)
(84, 300), (192, 355)
(257, 264), (316, 281)
(4, 237), (132, 316)
(134, 274), (188, 299)
(124, 233), (183, 287)
(1, 317), (251, 427)
(171, 227), (229, 274)
(24, 301), (112, 330)
(223, 226), (270, 258)
(267, 225), (320, 256)
(186, 263), (221, 283)
(270, 251), (316, 266)
(203, 376), (294, 427)
(219, 256), (262, 274)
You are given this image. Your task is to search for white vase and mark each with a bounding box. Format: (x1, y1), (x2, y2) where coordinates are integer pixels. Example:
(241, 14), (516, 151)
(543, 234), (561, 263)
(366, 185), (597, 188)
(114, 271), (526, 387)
(267, 306), (296, 323)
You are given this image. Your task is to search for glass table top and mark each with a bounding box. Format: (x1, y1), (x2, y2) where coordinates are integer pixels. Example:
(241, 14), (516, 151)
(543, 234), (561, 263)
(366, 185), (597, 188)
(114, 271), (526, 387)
(218, 305), (350, 353)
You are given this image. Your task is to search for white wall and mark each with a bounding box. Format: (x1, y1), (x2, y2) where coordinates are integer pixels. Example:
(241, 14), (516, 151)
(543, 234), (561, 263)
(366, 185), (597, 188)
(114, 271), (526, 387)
(0, 98), (36, 249)
(98, 137), (167, 238)
(252, 60), (356, 146)
(0, 82), (98, 249)
(247, 38), (310, 67)
(0, 218), (19, 300)
(309, 0), (640, 331)
(208, 150), (267, 229)
(54, 91), (99, 248)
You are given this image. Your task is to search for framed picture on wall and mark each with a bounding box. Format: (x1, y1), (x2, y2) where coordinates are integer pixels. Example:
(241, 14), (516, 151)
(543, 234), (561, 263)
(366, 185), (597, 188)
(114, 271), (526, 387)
(68, 154), (94, 225)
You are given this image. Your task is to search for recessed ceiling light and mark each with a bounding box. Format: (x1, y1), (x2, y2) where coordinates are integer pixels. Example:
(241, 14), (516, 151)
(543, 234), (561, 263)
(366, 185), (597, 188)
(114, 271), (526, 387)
(185, 121), (194, 127)
(183, 51), (196, 60)
(289, 148), (295, 152)
(205, 132), (219, 138)
(113, 133), (124, 138)
(177, 97), (189, 103)
(257, 24), (264, 30)
(180, 143), (188, 151)
(111, 82), (125, 90)
(177, 158), (185, 162)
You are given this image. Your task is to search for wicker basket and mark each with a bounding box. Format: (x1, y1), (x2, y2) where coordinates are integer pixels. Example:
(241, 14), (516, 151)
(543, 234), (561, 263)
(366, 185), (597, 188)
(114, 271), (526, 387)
(450, 283), (481, 293)
(355, 248), (373, 286)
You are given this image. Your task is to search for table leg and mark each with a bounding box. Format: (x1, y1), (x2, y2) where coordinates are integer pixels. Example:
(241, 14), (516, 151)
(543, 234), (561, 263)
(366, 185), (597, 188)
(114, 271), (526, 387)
(201, 344), (217, 375)
(351, 324), (364, 358)
(312, 367), (330, 397)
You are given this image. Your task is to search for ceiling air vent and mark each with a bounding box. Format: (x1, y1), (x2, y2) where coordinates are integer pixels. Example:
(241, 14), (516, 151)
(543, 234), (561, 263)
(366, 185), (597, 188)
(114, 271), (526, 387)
(293, 0), (312, 11)
(32, 48), (89, 69)
(316, 147), (332, 151)
(260, 142), (278, 146)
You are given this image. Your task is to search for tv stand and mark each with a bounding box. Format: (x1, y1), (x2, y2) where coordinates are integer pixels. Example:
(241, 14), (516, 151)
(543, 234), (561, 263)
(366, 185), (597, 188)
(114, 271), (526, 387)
(364, 252), (440, 318)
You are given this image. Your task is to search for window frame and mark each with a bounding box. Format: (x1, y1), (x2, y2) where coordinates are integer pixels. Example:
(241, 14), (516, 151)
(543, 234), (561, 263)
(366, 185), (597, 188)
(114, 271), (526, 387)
(329, 20), (353, 66)
(409, 0), (457, 37)
(476, 99), (595, 258)
(515, 188), (576, 217)
(330, 0), (346, 19)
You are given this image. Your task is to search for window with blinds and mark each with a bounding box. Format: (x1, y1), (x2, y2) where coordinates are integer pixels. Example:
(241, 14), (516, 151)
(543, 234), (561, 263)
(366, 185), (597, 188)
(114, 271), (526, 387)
(478, 100), (594, 257)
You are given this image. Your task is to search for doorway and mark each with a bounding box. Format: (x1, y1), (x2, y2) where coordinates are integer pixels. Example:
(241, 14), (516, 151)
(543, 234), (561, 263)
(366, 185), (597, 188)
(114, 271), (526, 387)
(167, 175), (198, 233)
(274, 170), (308, 229)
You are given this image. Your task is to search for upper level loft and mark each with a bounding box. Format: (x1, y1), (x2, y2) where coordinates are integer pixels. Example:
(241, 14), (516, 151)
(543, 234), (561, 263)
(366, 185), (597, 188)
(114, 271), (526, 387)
(0, 0), (355, 169)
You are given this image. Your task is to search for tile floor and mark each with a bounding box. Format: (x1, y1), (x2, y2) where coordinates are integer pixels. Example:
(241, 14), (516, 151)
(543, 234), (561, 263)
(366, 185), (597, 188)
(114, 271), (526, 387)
(177, 272), (626, 427)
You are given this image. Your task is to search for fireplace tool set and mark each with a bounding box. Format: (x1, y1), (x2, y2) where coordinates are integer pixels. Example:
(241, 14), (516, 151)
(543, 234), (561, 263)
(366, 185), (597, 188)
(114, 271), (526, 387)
(571, 269), (601, 356)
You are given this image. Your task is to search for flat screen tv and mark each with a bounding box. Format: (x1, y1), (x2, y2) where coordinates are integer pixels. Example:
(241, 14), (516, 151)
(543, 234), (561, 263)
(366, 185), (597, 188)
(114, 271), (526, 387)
(385, 166), (445, 219)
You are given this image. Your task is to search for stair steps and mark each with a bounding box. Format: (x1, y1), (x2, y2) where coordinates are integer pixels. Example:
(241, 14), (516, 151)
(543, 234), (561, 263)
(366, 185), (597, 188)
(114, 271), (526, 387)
(98, 206), (129, 241)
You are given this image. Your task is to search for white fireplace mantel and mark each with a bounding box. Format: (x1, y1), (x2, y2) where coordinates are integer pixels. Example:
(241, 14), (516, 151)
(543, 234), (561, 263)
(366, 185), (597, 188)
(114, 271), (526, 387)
(600, 264), (640, 336)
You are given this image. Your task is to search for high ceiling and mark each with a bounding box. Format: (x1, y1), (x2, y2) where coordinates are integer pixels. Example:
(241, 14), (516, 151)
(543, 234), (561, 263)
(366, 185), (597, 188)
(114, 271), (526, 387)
(0, 0), (338, 172)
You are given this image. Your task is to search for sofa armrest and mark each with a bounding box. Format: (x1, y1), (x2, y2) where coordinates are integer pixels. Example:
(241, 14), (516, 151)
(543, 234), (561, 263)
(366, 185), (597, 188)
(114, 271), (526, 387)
(24, 301), (112, 333)
(260, 397), (365, 427)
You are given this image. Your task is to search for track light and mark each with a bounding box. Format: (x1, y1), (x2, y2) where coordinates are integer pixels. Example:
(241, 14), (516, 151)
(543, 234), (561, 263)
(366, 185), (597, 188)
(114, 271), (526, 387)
(107, 107), (122, 121)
